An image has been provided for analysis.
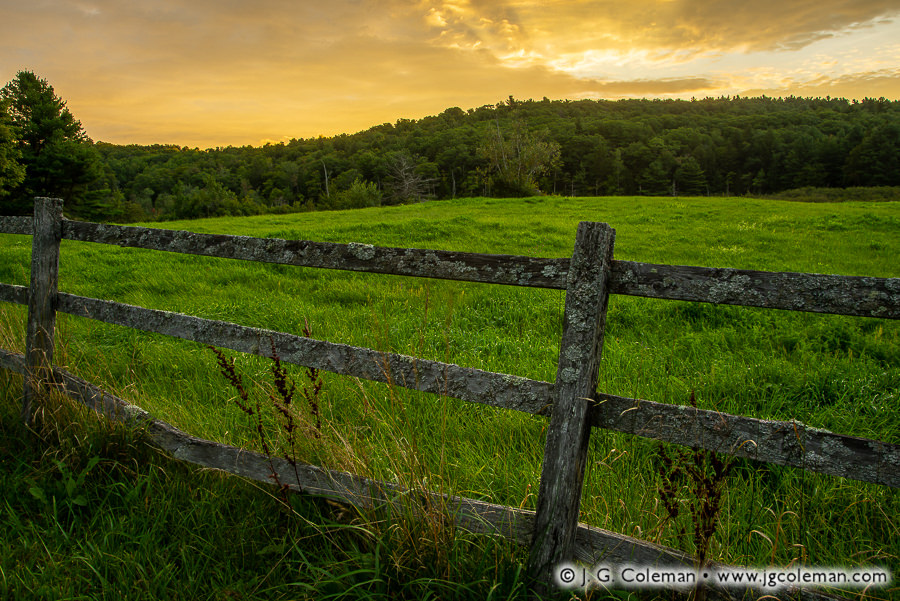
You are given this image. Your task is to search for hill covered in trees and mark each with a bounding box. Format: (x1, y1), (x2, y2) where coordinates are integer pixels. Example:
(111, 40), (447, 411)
(2, 70), (899, 222)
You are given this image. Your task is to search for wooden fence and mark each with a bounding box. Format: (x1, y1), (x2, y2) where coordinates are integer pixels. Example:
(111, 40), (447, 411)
(1, 197), (898, 600)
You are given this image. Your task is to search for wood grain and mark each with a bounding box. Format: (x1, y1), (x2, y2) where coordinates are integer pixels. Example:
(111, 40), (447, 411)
(55, 292), (555, 415)
(593, 393), (900, 489)
(22, 198), (62, 424)
(62, 220), (569, 289)
(529, 222), (615, 585)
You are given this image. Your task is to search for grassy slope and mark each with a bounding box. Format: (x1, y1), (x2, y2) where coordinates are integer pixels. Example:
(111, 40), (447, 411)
(1, 195), (898, 599)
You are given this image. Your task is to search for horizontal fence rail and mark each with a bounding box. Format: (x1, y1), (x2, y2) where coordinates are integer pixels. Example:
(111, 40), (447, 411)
(0, 283), (895, 489)
(592, 393), (900, 489)
(62, 220), (570, 289)
(0, 283), (28, 305)
(3, 217), (898, 318)
(612, 260), (900, 319)
(54, 292), (556, 415)
(0, 215), (32, 235)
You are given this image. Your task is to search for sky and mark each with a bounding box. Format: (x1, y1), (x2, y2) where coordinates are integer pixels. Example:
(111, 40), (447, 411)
(2, 0), (899, 148)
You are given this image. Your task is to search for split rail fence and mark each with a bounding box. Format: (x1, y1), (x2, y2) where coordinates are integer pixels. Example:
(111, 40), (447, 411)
(1, 197), (899, 600)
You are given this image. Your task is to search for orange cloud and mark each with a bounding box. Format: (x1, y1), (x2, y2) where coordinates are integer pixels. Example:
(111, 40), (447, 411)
(740, 69), (900, 100)
(423, 0), (900, 56)
(1, 0), (897, 147)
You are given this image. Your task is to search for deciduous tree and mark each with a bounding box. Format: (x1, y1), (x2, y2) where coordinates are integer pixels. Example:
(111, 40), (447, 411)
(386, 152), (432, 203)
(479, 118), (560, 196)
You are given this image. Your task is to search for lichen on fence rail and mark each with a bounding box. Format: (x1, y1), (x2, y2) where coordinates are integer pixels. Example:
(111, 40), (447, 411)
(0, 215), (32, 235)
(55, 292), (556, 415)
(4, 217), (898, 318)
(59, 219), (900, 320)
(610, 260), (900, 319)
(62, 220), (570, 289)
(593, 393), (900, 489)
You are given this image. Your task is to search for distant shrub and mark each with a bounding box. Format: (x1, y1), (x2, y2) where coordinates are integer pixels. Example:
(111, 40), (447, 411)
(333, 178), (383, 209)
(767, 186), (900, 203)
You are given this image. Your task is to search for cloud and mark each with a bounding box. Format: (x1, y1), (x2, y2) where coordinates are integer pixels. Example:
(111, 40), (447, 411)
(579, 77), (719, 97)
(422, 0), (900, 59)
(0, 0), (721, 145)
(1, 0), (897, 146)
(739, 68), (900, 100)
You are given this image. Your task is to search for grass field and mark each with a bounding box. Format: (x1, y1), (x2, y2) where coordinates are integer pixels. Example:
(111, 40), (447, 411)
(1, 195), (899, 600)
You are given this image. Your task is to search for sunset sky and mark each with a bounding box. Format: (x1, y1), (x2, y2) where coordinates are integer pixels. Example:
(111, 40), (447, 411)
(2, 0), (899, 148)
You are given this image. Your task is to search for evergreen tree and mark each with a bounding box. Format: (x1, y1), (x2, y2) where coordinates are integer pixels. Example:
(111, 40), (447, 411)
(1, 70), (109, 217)
(641, 158), (673, 196)
(0, 99), (25, 199)
(675, 156), (707, 196)
(844, 123), (900, 186)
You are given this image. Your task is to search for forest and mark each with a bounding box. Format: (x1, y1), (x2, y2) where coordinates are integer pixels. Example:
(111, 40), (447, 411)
(2, 70), (899, 222)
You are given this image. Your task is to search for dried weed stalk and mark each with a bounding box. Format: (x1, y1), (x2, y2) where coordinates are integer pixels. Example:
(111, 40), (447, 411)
(656, 391), (735, 570)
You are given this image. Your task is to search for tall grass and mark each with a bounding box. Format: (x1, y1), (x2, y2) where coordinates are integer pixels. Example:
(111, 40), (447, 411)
(1, 195), (898, 599)
(0, 315), (540, 600)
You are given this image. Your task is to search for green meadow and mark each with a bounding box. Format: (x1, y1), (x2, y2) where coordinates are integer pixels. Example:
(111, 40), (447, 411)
(1, 195), (899, 600)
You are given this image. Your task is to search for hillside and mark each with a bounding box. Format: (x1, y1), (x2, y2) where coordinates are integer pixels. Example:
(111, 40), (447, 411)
(91, 96), (900, 222)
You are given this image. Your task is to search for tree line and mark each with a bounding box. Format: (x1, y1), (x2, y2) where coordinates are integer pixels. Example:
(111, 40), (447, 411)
(2, 70), (899, 222)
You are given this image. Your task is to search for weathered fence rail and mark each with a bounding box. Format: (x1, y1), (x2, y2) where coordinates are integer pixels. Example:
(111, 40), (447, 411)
(54, 292), (556, 415)
(611, 260), (900, 319)
(5, 214), (896, 318)
(1, 280), (897, 489)
(2, 198), (898, 600)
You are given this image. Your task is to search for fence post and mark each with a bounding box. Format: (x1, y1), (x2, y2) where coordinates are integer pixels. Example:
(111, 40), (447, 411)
(22, 197), (63, 425)
(528, 221), (615, 589)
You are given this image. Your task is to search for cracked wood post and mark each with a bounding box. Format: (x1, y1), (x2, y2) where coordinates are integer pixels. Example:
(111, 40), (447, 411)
(22, 197), (63, 425)
(528, 221), (615, 590)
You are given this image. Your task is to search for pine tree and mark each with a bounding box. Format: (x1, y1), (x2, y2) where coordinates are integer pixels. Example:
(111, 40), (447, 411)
(0, 99), (25, 199)
(675, 156), (707, 196)
(1, 70), (111, 217)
